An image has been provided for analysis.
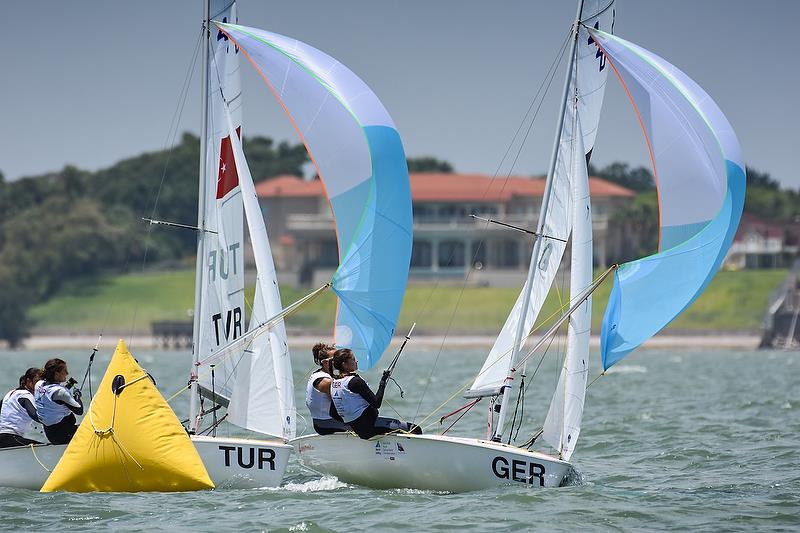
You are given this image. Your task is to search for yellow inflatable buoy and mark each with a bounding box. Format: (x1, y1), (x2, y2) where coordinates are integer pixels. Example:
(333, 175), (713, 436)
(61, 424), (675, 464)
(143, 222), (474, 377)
(41, 339), (214, 492)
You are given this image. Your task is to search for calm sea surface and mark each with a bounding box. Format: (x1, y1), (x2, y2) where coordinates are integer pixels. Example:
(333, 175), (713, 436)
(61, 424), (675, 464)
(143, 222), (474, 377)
(0, 345), (797, 532)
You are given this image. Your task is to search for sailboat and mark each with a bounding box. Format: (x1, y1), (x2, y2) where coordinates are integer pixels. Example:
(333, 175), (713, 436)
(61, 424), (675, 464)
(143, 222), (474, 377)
(294, 0), (745, 492)
(0, 0), (412, 490)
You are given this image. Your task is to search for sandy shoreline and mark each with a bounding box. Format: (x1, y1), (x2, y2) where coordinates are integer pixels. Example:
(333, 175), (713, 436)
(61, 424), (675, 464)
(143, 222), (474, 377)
(4, 332), (762, 351)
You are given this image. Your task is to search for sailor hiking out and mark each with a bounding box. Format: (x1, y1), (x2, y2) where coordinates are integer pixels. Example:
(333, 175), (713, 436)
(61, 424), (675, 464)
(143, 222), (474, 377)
(34, 358), (83, 445)
(329, 349), (421, 439)
(0, 368), (43, 448)
(305, 342), (350, 435)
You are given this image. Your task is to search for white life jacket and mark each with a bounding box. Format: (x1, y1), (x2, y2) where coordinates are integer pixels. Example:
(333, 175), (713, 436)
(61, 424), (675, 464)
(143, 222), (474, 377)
(330, 375), (370, 423)
(0, 389), (36, 436)
(306, 370), (333, 421)
(34, 380), (73, 426)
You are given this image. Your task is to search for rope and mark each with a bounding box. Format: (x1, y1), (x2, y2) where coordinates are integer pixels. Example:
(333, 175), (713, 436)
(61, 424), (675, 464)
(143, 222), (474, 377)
(166, 382), (191, 403)
(440, 399), (480, 436)
(86, 372), (151, 470)
(410, 265), (617, 433)
(29, 445), (52, 473)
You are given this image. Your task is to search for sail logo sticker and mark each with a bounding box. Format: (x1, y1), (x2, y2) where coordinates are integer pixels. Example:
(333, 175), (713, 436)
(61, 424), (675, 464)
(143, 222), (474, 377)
(374, 441), (403, 460)
(216, 17), (240, 55)
(491, 456), (545, 486)
(587, 22), (607, 72)
(216, 127), (241, 199)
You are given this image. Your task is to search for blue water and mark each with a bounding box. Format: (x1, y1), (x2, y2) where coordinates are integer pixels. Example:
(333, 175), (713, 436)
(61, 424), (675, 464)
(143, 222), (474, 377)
(0, 346), (797, 531)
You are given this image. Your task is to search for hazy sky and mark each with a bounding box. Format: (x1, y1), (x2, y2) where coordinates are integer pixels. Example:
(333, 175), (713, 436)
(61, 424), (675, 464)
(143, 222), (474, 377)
(2, 1), (798, 188)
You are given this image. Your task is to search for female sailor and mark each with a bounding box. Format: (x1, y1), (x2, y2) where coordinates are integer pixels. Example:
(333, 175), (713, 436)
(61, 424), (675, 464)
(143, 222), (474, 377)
(34, 358), (83, 445)
(0, 368), (43, 448)
(306, 342), (349, 435)
(329, 348), (421, 439)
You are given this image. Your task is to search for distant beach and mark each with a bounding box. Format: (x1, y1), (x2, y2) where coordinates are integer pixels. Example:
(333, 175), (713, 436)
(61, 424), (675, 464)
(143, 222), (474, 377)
(6, 332), (761, 352)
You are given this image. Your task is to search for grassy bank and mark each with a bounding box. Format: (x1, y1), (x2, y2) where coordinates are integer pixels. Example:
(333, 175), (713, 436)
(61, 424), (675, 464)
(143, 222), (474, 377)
(29, 268), (786, 335)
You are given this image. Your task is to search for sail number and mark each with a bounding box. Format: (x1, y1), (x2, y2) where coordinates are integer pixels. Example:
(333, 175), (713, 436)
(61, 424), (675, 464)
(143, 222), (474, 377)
(491, 456), (545, 486)
(208, 243), (241, 281)
(219, 445), (276, 470)
(212, 307), (242, 345)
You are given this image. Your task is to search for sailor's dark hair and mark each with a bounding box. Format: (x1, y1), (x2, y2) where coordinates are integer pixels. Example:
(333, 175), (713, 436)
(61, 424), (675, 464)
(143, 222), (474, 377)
(312, 342), (335, 365)
(332, 349), (354, 372)
(42, 358), (67, 383)
(18, 367), (41, 388)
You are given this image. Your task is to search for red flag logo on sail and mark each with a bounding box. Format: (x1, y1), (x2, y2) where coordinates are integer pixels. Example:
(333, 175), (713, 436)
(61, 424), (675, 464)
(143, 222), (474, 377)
(216, 127), (241, 199)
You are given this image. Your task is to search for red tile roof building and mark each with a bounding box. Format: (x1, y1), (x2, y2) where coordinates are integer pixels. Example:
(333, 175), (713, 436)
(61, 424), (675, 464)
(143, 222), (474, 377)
(257, 172), (635, 287)
(725, 213), (799, 269)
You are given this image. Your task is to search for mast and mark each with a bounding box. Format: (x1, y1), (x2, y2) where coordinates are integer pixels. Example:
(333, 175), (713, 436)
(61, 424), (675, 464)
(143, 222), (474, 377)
(492, 0), (585, 442)
(189, 0), (211, 434)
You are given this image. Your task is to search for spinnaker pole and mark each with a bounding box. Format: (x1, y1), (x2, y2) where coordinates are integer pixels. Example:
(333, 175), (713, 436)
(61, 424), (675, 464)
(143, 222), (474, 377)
(189, 0), (211, 434)
(492, 0), (586, 442)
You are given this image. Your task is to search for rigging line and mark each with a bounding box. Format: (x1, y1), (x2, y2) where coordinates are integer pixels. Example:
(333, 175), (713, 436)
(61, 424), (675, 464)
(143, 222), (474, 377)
(408, 30), (570, 329)
(509, 332), (561, 446)
(490, 27), (573, 180)
(586, 371), (605, 390)
(440, 399), (480, 436)
(423, 27), (571, 298)
(126, 29), (204, 345)
(414, 265), (606, 430)
(411, 28), (572, 421)
(513, 370), (526, 441)
(195, 283), (330, 372)
(513, 265), (616, 371)
(507, 372), (524, 444)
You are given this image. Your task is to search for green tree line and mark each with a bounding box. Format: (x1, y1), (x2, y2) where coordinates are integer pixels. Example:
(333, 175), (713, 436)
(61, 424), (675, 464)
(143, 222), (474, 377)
(0, 133), (307, 346)
(591, 161), (800, 261)
(0, 133), (454, 346)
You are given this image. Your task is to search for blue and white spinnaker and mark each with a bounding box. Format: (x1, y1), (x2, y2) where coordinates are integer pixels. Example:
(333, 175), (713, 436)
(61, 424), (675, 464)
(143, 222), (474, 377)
(589, 29), (746, 369)
(215, 22), (413, 369)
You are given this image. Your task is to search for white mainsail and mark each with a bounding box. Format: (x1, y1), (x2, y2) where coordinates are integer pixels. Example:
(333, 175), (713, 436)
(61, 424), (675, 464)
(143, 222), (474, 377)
(195, 0), (245, 403)
(542, 114), (592, 460)
(466, 0), (614, 399)
(191, 0), (294, 440)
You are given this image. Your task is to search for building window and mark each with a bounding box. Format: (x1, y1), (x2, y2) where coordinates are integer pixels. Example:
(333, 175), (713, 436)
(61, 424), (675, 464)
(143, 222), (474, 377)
(438, 205), (467, 219)
(471, 241), (487, 268)
(411, 240), (433, 268)
(498, 239), (520, 268)
(439, 240), (465, 268)
(317, 240), (339, 267)
(412, 205), (434, 220)
(472, 205), (498, 217)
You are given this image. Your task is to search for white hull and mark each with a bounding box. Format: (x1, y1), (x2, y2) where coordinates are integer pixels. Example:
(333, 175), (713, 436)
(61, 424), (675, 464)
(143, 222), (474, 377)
(292, 433), (574, 492)
(0, 435), (292, 490)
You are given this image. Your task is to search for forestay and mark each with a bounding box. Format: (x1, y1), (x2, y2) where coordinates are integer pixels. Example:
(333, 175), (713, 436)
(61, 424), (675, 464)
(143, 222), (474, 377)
(466, 0), (615, 398)
(215, 22), (412, 369)
(591, 29), (746, 368)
